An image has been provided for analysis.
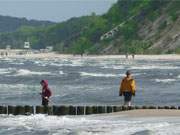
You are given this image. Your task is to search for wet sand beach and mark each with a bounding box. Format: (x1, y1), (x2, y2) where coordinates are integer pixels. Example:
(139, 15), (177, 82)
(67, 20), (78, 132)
(112, 109), (180, 117)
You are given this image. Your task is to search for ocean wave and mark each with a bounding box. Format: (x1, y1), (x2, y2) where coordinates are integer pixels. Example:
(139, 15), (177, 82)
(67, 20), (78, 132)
(80, 72), (143, 78)
(59, 71), (65, 75)
(101, 65), (125, 69)
(47, 62), (83, 67)
(0, 69), (11, 75)
(34, 61), (48, 67)
(80, 72), (126, 77)
(154, 79), (176, 83)
(10, 62), (24, 65)
(0, 68), (15, 75)
(49, 63), (63, 67)
(4, 68), (64, 76)
(130, 65), (179, 70)
(48, 59), (84, 67)
(14, 69), (52, 76)
(0, 83), (39, 89)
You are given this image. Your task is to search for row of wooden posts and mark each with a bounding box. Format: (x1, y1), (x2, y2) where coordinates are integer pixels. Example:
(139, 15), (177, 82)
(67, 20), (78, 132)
(0, 105), (179, 115)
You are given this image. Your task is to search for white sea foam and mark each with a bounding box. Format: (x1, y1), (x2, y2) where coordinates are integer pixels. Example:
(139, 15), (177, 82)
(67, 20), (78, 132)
(71, 60), (83, 67)
(101, 65), (125, 69)
(33, 60), (48, 66)
(49, 63), (63, 67)
(46, 60), (83, 67)
(154, 79), (176, 83)
(0, 84), (39, 89)
(59, 71), (65, 75)
(48, 59), (84, 67)
(0, 69), (11, 75)
(10, 62), (24, 65)
(0, 115), (179, 135)
(14, 69), (52, 76)
(80, 72), (123, 77)
(130, 65), (179, 70)
(80, 72), (143, 78)
(0, 68), (15, 75)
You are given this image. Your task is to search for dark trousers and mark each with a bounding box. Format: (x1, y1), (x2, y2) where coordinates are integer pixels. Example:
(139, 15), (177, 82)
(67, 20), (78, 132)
(123, 92), (132, 102)
(42, 99), (49, 106)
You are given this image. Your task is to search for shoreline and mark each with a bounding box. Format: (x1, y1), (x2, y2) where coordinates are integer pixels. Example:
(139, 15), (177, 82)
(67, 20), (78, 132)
(111, 109), (180, 117)
(1, 52), (180, 60)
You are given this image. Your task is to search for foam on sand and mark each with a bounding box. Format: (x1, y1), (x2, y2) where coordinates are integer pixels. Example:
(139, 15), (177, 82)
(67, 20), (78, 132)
(111, 109), (180, 117)
(0, 110), (180, 135)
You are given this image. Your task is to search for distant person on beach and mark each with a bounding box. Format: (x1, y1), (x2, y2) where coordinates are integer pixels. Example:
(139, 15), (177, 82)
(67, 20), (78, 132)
(119, 70), (136, 106)
(125, 53), (128, 59)
(1, 52), (4, 57)
(132, 54), (135, 59)
(40, 80), (52, 106)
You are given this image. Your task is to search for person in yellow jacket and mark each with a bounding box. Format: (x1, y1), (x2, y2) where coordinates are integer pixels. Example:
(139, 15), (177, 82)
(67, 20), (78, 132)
(119, 70), (136, 106)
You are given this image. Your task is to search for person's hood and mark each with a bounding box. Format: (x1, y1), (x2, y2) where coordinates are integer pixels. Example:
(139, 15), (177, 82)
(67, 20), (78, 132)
(43, 80), (48, 86)
(41, 80), (48, 87)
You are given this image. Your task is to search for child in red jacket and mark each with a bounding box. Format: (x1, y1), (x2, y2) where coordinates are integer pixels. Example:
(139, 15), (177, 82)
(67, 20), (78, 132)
(40, 80), (52, 106)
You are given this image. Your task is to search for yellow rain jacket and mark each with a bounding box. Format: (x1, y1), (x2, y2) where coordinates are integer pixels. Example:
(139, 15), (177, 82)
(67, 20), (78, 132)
(120, 77), (136, 94)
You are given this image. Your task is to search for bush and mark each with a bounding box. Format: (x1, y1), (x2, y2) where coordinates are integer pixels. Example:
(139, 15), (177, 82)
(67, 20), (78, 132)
(118, 40), (151, 54)
(69, 37), (92, 54)
(158, 21), (167, 30)
(170, 13), (178, 22)
(148, 10), (160, 22)
(175, 48), (180, 54)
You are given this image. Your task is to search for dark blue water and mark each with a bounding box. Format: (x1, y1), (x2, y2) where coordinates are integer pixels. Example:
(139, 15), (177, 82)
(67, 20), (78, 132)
(0, 57), (180, 106)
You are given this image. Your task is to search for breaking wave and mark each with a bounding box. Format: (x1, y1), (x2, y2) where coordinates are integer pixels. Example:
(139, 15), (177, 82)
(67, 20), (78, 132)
(80, 72), (124, 77)
(15, 69), (52, 76)
(154, 79), (176, 83)
(130, 65), (179, 70)
(0, 68), (15, 75)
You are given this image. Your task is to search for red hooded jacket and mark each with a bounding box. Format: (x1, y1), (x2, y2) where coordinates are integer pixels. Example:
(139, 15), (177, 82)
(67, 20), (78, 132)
(41, 80), (52, 99)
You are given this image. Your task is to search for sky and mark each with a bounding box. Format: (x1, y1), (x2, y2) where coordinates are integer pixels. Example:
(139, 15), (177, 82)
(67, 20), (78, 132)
(0, 0), (117, 22)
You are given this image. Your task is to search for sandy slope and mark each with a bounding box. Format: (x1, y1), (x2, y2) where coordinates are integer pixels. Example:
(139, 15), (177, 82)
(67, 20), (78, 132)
(111, 109), (180, 117)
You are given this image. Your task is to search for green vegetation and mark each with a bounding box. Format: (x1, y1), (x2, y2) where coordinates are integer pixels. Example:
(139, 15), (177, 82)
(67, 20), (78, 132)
(70, 37), (92, 54)
(0, 0), (179, 54)
(0, 15), (53, 33)
(175, 48), (180, 54)
(158, 21), (167, 30)
(118, 40), (151, 54)
(167, 1), (180, 22)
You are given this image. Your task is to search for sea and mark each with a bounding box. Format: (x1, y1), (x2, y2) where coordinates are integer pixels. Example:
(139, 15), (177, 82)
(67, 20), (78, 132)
(0, 56), (180, 135)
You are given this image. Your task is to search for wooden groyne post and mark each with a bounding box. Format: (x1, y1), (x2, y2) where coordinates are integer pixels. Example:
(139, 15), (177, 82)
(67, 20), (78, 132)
(0, 105), (178, 115)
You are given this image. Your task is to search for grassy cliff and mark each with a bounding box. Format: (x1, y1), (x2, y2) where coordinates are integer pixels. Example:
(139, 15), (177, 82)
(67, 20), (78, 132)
(0, 0), (179, 54)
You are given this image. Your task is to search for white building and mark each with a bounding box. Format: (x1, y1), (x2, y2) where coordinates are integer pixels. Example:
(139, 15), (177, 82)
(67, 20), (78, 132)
(46, 46), (53, 52)
(24, 42), (30, 49)
(6, 45), (11, 50)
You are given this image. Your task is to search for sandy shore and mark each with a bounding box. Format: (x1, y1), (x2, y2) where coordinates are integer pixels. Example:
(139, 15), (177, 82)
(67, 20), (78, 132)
(111, 109), (180, 117)
(1, 52), (180, 60)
